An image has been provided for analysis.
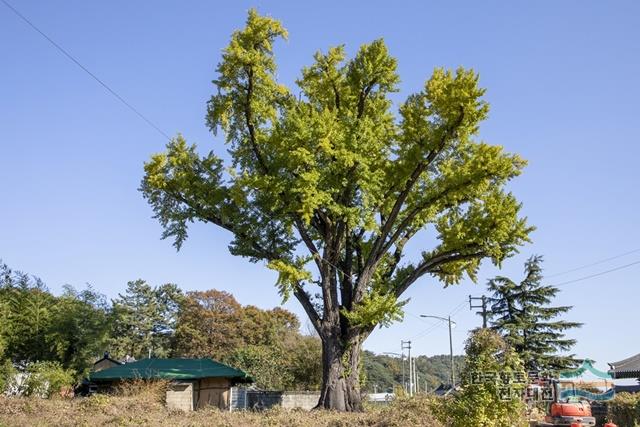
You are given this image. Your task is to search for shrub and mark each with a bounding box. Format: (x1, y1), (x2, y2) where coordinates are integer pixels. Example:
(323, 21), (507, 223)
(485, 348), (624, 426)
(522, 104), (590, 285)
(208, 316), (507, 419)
(225, 345), (294, 390)
(114, 379), (169, 403)
(0, 360), (17, 394)
(437, 329), (528, 427)
(79, 393), (111, 410)
(607, 392), (640, 426)
(24, 361), (75, 398)
(375, 395), (444, 427)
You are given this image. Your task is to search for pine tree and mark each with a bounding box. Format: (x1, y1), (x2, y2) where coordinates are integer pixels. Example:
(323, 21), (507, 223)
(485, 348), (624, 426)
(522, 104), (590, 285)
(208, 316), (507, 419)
(486, 255), (581, 372)
(110, 280), (183, 359)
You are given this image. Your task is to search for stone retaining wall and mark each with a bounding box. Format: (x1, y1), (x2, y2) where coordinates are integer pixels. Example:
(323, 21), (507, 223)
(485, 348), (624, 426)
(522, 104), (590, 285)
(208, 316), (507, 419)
(281, 391), (320, 410)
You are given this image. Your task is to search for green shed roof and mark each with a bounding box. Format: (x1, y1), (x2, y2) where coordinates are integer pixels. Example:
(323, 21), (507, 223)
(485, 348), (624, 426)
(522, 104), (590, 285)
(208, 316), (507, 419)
(89, 358), (252, 383)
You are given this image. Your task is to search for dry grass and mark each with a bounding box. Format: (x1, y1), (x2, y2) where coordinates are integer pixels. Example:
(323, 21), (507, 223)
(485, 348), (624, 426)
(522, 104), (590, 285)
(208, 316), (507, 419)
(0, 389), (445, 427)
(113, 378), (170, 400)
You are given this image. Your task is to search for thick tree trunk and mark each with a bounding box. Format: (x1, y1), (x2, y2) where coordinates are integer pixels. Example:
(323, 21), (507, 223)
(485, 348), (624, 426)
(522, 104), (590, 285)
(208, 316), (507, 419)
(315, 333), (364, 411)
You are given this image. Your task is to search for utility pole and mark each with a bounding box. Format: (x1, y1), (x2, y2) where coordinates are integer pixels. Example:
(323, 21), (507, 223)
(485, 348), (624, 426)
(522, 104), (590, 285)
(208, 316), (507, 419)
(401, 340), (412, 395)
(469, 294), (488, 328)
(420, 314), (457, 387)
(412, 356), (416, 395)
(409, 357), (416, 396)
(402, 352), (405, 393)
(448, 315), (455, 387)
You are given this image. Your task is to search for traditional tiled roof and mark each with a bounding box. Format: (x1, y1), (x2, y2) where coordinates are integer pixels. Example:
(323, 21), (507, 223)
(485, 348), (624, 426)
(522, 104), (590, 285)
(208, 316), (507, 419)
(608, 353), (640, 379)
(89, 358), (252, 383)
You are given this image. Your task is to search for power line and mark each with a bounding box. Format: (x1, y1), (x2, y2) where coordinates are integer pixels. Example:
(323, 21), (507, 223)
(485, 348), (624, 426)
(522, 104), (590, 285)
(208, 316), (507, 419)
(1, 0), (364, 293)
(1, 0), (172, 141)
(407, 299), (465, 324)
(406, 314), (441, 340)
(407, 299), (465, 341)
(19, 0), (632, 301)
(1, 0), (560, 298)
(407, 317), (445, 340)
(552, 259), (640, 287)
(409, 323), (441, 341)
(449, 301), (467, 316)
(546, 248), (640, 278)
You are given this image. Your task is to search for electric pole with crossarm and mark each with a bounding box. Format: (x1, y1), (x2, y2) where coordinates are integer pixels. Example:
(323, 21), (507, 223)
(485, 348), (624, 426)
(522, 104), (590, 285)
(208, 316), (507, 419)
(469, 295), (488, 328)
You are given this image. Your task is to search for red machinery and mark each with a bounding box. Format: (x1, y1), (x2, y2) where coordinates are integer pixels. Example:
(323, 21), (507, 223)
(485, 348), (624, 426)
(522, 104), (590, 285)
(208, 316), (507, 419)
(536, 380), (596, 427)
(543, 401), (595, 426)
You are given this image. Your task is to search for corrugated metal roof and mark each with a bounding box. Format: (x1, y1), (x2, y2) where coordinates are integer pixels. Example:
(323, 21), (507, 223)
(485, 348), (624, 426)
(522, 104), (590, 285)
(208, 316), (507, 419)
(89, 358), (252, 383)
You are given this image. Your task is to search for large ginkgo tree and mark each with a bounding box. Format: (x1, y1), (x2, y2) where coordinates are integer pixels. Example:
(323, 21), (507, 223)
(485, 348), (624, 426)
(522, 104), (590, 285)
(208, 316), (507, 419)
(141, 10), (532, 411)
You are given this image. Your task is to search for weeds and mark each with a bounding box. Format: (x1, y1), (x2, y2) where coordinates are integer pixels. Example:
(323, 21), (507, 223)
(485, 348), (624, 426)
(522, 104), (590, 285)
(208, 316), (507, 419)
(0, 394), (444, 427)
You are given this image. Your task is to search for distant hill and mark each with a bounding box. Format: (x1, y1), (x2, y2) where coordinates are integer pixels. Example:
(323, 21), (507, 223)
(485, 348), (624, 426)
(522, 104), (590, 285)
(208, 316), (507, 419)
(362, 351), (466, 393)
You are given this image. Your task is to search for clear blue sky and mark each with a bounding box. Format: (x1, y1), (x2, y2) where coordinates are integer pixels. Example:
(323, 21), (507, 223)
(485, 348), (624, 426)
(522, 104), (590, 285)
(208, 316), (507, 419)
(2, 1), (639, 368)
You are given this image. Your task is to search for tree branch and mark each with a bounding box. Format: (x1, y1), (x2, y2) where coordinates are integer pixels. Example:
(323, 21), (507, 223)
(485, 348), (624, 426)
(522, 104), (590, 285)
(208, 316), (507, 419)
(380, 174), (486, 256)
(293, 283), (322, 334)
(168, 189), (280, 262)
(295, 219), (324, 272)
(339, 228), (354, 310)
(394, 248), (485, 298)
(357, 81), (374, 118)
(381, 227), (416, 282)
(355, 108), (466, 302)
(169, 187), (326, 333)
(243, 66), (269, 174)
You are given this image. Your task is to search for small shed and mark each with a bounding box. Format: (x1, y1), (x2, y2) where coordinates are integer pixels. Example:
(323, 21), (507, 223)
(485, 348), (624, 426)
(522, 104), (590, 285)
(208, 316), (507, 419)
(89, 358), (252, 411)
(608, 353), (640, 380)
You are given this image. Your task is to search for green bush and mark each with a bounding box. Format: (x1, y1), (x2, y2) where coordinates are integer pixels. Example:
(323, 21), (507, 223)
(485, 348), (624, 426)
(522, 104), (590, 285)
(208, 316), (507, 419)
(24, 361), (75, 398)
(437, 329), (528, 427)
(608, 392), (640, 426)
(0, 360), (16, 393)
(225, 345), (294, 390)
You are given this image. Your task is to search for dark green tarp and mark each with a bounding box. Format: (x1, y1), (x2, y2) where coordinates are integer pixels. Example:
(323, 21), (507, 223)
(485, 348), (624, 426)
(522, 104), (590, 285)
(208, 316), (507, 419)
(89, 358), (252, 383)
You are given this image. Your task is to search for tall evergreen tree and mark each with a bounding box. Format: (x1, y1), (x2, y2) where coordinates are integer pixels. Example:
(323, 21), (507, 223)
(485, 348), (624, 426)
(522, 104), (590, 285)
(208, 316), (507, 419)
(110, 280), (183, 359)
(486, 255), (581, 371)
